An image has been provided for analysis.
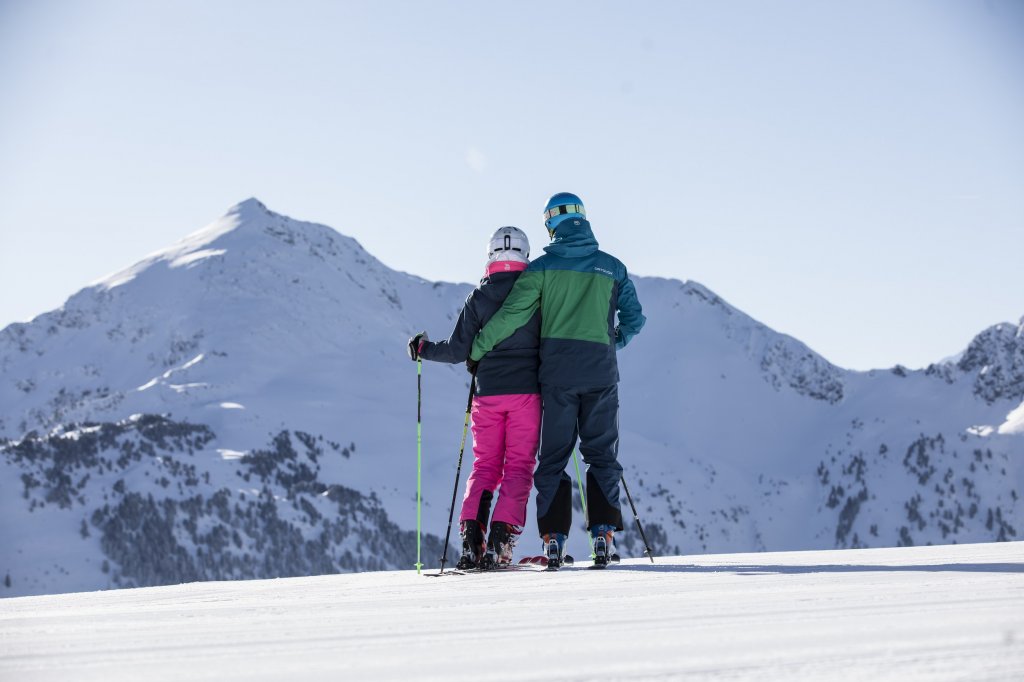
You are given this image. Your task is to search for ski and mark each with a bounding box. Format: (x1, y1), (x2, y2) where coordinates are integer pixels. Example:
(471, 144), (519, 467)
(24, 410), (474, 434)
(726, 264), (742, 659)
(517, 554), (575, 570)
(426, 564), (541, 577)
(426, 552), (617, 576)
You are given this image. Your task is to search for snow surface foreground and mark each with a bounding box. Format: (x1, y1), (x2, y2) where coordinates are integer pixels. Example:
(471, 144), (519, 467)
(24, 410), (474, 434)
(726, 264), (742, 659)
(2, 543), (1022, 682)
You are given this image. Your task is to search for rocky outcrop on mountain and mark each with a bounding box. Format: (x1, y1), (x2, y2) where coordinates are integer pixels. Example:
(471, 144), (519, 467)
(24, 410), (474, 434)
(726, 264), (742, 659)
(956, 320), (1024, 403)
(760, 338), (845, 404)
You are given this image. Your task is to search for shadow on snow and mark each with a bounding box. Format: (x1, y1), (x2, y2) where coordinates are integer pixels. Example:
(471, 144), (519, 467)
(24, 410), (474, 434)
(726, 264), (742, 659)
(609, 562), (1024, 575)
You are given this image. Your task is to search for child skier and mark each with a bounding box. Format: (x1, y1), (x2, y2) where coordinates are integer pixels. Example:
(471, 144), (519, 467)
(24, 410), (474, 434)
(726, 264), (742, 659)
(407, 226), (541, 569)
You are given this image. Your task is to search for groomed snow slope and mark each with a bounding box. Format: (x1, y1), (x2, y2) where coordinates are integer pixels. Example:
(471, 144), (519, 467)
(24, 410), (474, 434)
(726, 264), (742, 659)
(2, 543), (1022, 681)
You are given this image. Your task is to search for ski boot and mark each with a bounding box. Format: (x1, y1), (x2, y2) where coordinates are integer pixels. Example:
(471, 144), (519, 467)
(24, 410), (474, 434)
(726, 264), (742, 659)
(481, 521), (522, 569)
(590, 524), (620, 569)
(456, 520), (486, 570)
(542, 532), (568, 571)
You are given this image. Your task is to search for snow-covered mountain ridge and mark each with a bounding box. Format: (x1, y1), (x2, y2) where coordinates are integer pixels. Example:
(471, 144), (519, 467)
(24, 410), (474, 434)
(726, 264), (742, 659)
(1, 199), (1021, 597)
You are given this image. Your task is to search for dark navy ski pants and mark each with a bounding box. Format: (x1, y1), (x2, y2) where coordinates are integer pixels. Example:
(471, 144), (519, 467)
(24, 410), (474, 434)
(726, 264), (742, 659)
(535, 384), (624, 536)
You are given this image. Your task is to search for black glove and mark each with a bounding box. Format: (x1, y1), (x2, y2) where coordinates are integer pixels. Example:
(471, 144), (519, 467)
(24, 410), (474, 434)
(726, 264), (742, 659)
(465, 357), (479, 374)
(407, 332), (428, 361)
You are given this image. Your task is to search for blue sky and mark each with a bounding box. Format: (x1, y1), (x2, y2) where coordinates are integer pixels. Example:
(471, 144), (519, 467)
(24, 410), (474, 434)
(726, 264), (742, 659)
(1, 1), (1021, 370)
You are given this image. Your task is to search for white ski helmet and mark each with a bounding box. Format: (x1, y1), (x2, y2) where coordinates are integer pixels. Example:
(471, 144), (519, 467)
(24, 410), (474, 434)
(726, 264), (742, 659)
(486, 226), (530, 265)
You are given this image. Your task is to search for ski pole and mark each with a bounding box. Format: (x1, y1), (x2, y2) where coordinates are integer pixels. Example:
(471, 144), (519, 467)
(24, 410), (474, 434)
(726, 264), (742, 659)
(437, 373), (477, 574)
(415, 359), (424, 574)
(571, 448), (596, 559)
(620, 473), (655, 563)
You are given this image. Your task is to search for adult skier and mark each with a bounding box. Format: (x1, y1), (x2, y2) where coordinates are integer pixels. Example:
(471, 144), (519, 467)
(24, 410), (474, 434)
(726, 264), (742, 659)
(469, 192), (645, 568)
(408, 227), (541, 569)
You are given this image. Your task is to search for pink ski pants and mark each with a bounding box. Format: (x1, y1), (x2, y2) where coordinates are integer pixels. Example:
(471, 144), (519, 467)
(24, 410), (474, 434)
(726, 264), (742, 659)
(459, 393), (541, 529)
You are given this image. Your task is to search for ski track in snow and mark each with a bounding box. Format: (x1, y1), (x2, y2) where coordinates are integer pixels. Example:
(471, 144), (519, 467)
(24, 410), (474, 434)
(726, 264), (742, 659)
(2, 543), (1023, 682)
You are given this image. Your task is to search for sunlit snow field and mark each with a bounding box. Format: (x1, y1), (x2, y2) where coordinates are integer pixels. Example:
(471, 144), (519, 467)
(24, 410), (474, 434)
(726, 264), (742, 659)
(2, 542), (1022, 681)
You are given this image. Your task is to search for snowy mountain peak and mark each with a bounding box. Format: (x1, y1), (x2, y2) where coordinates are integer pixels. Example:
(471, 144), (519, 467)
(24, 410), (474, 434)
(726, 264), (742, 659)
(90, 199), (271, 291)
(955, 321), (1024, 403)
(227, 196), (270, 218)
(85, 198), (382, 297)
(0, 199), (460, 441)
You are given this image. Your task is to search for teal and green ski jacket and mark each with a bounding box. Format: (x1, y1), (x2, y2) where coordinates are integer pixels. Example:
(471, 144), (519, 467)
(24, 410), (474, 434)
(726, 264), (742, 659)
(470, 218), (645, 388)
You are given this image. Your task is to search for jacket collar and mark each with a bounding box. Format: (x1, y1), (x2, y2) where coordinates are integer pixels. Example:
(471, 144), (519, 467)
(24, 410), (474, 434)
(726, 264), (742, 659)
(544, 218), (599, 258)
(485, 260), (529, 276)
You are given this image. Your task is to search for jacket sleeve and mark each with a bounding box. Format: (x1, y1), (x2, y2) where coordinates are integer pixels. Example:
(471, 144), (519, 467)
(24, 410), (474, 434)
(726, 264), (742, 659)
(615, 268), (645, 350)
(419, 292), (480, 364)
(470, 270), (542, 361)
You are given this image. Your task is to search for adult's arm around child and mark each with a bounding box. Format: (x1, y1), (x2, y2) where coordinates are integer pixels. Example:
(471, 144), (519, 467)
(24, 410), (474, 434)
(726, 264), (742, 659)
(469, 269), (543, 362)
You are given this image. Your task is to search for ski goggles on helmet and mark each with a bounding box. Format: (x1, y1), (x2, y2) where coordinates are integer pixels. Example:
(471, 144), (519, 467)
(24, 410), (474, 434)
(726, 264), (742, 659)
(544, 203), (586, 220)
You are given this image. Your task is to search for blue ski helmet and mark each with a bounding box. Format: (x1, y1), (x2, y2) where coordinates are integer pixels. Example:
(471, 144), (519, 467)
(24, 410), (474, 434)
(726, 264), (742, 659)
(544, 192), (586, 232)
